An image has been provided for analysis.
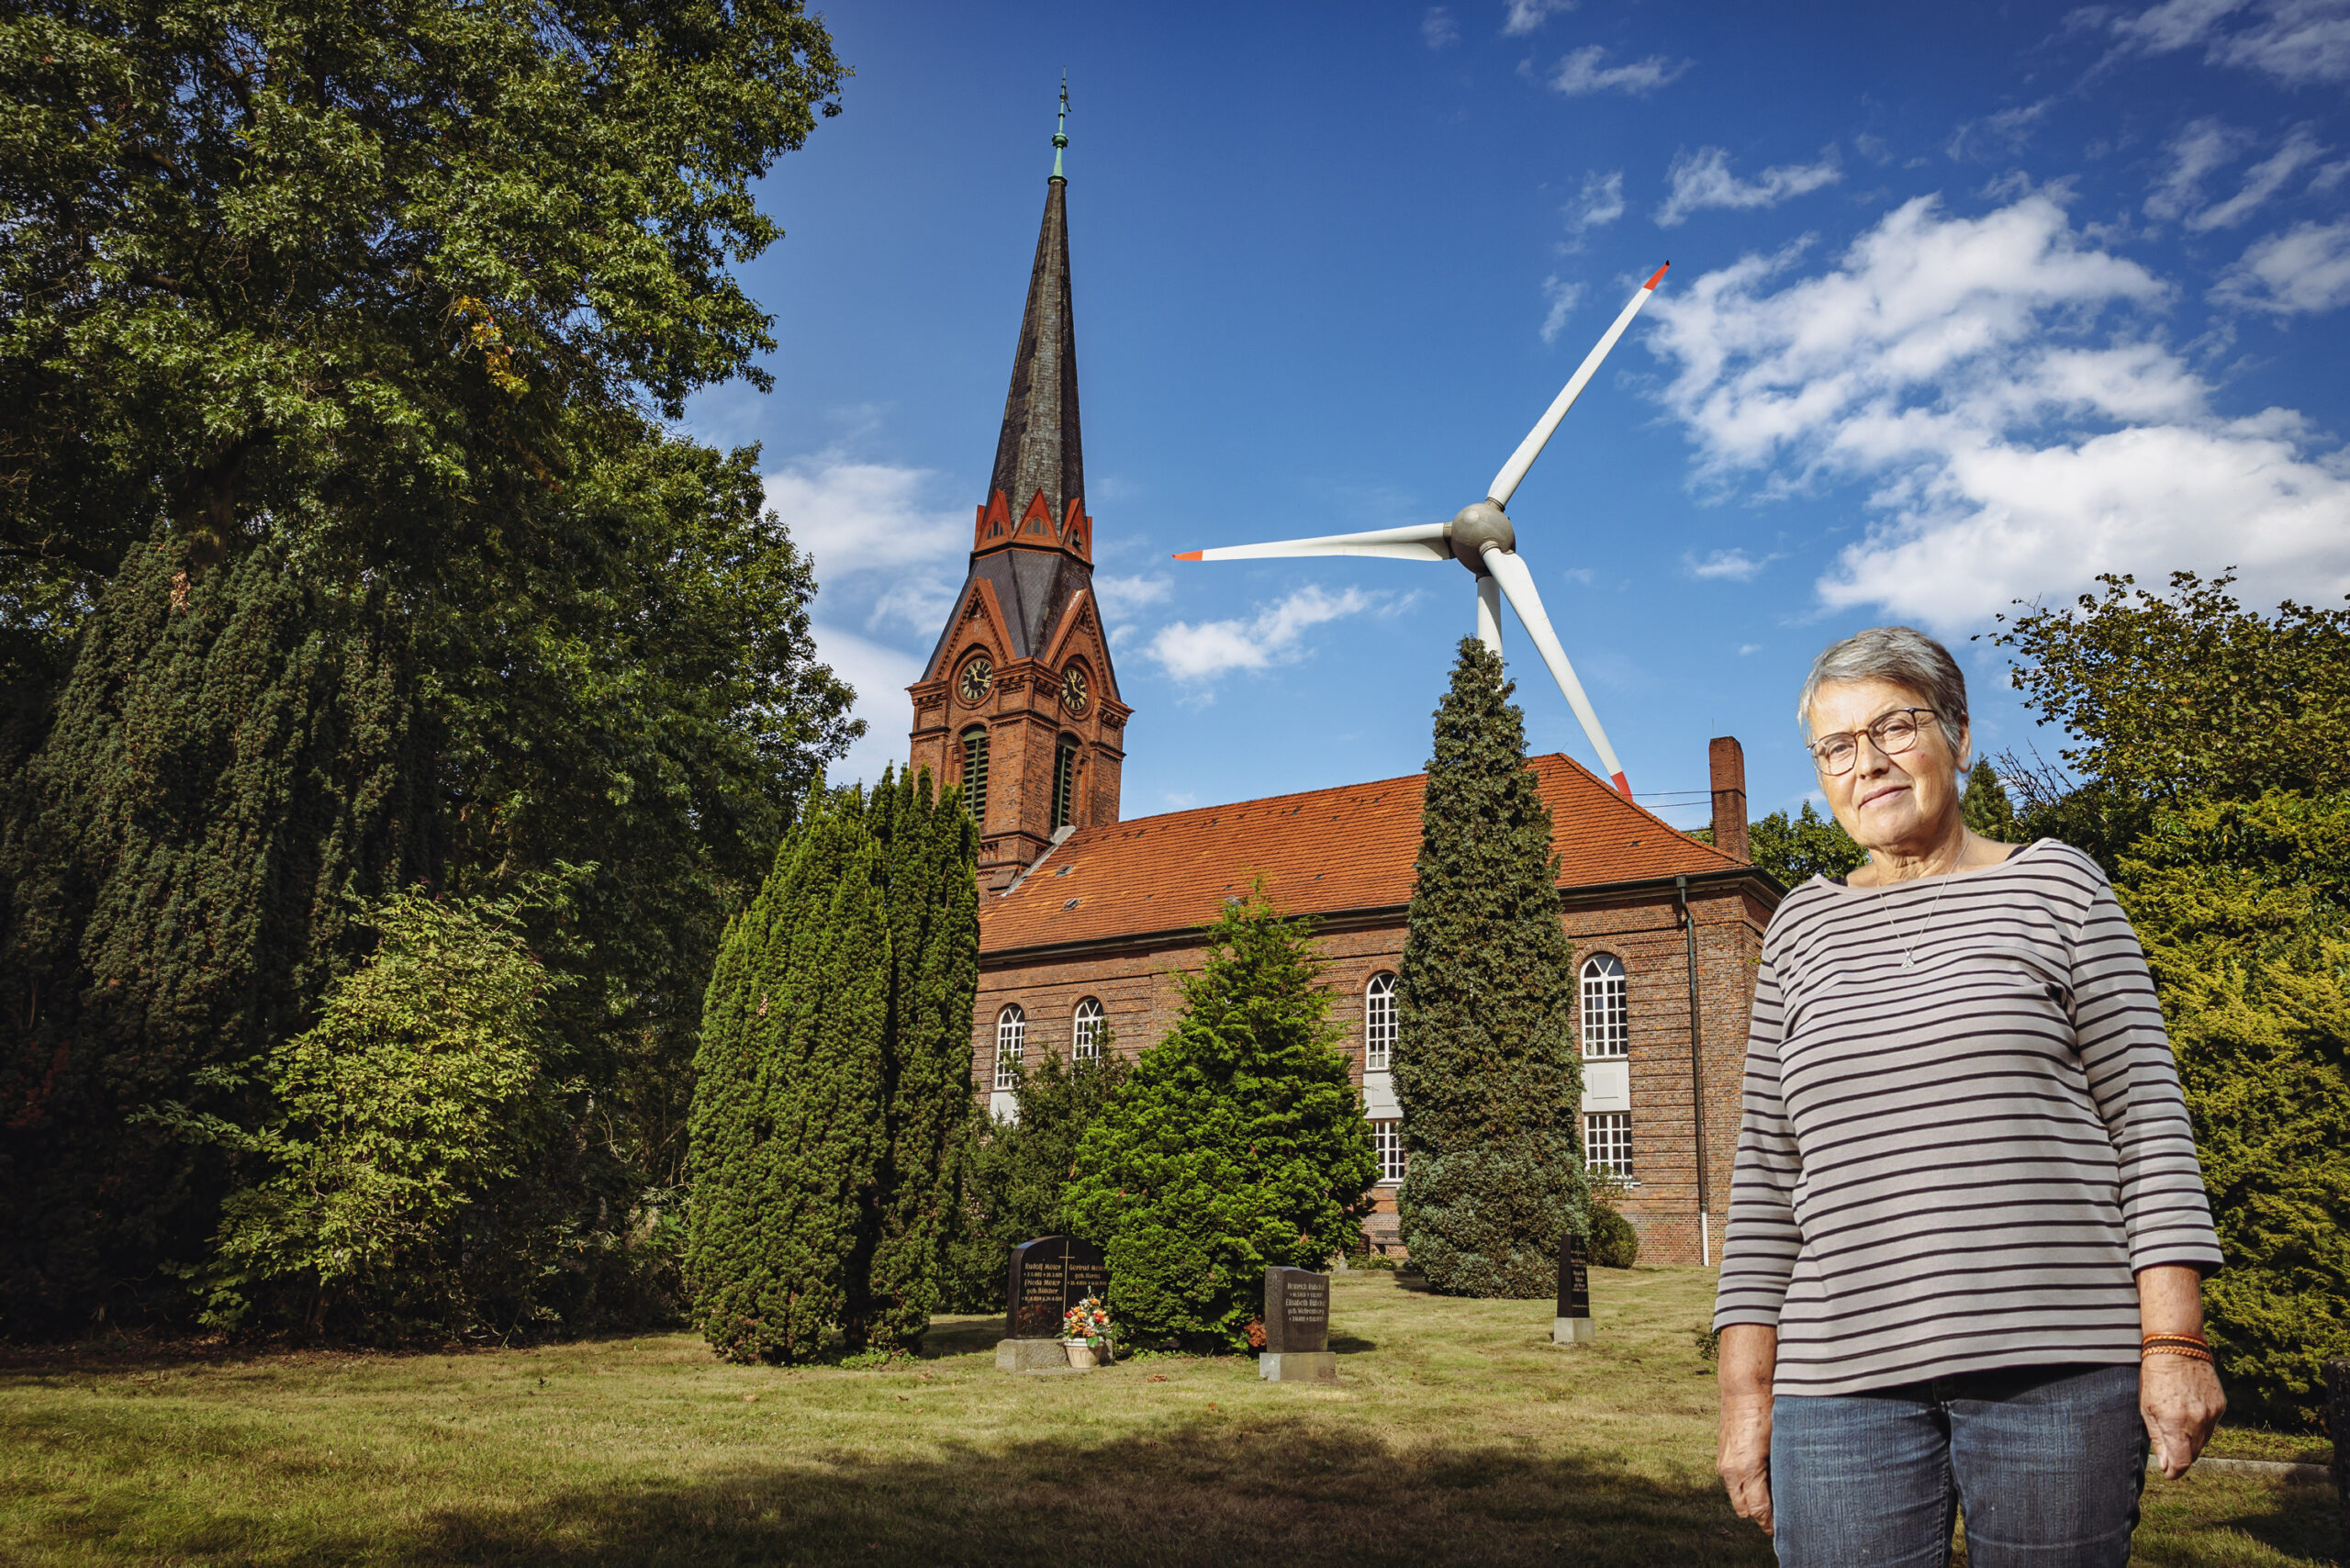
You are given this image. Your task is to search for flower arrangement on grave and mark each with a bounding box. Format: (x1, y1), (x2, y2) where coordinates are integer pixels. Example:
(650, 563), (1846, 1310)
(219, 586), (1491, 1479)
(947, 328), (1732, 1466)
(1061, 1296), (1112, 1349)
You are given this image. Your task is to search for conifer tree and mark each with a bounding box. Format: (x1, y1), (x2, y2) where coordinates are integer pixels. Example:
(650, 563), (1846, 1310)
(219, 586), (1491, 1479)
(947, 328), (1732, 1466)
(685, 794), (887, 1363)
(1393, 639), (1587, 1297)
(1067, 889), (1374, 1348)
(0, 534), (432, 1325)
(855, 767), (980, 1350)
(1961, 760), (2018, 840)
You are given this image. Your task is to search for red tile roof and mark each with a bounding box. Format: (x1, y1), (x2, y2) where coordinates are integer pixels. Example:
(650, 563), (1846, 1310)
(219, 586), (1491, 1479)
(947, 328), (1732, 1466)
(979, 753), (1745, 955)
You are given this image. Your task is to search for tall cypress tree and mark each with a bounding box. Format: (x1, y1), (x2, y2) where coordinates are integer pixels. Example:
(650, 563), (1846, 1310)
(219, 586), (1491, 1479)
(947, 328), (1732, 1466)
(1067, 888), (1375, 1349)
(0, 533), (432, 1327)
(1393, 639), (1587, 1297)
(855, 767), (979, 1350)
(685, 794), (887, 1363)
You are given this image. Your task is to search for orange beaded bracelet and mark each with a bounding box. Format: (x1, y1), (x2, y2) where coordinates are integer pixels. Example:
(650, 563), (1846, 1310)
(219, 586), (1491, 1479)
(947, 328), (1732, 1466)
(2142, 1343), (2214, 1363)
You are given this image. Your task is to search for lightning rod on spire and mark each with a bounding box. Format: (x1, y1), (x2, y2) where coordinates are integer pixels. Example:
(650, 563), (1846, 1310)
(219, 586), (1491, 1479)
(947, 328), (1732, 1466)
(1052, 73), (1069, 179)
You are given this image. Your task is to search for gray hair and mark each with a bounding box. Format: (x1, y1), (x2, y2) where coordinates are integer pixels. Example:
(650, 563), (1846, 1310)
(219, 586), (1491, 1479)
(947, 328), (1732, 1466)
(1796, 625), (1969, 756)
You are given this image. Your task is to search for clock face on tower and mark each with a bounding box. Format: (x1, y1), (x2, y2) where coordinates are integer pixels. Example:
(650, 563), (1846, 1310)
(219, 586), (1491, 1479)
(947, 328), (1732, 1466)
(1059, 665), (1089, 715)
(957, 654), (993, 705)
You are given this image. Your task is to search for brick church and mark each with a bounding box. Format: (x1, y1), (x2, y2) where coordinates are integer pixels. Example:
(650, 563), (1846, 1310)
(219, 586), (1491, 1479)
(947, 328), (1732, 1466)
(906, 130), (1781, 1266)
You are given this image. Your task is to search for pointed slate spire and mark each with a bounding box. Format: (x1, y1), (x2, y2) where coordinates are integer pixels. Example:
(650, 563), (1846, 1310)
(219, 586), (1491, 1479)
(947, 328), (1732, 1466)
(987, 81), (1084, 543)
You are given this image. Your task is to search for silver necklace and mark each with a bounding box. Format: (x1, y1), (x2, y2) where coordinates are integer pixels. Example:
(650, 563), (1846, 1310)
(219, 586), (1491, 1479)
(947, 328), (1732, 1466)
(1874, 865), (1955, 970)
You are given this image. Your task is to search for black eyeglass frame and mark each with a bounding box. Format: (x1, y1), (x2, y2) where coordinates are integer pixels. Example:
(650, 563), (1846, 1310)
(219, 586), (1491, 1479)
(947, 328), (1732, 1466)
(1808, 706), (1942, 777)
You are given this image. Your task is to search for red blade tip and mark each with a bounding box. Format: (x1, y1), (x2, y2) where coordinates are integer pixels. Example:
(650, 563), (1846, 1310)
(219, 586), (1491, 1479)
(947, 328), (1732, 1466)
(1612, 772), (1633, 799)
(1173, 550), (1203, 562)
(1643, 263), (1670, 291)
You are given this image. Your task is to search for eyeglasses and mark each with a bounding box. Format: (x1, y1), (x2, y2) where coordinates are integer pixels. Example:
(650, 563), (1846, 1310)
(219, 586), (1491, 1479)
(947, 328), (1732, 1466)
(1808, 707), (1938, 777)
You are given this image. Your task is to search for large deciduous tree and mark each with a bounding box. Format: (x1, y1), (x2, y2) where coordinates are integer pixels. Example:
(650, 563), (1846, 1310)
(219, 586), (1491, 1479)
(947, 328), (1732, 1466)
(0, 0), (857, 1331)
(1996, 574), (2350, 1429)
(1067, 889), (1373, 1350)
(1393, 640), (1586, 1298)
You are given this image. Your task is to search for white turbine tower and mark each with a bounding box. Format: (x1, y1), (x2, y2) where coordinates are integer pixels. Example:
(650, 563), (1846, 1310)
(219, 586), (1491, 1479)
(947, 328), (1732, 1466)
(1175, 263), (1669, 799)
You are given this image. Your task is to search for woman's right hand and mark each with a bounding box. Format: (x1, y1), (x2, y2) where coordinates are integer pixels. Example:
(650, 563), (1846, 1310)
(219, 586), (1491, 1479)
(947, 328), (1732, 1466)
(1717, 1323), (1778, 1535)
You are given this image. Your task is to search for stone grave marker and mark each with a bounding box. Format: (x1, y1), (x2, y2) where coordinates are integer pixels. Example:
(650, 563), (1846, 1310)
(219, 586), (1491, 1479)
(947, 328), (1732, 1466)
(995, 1235), (1110, 1373)
(1553, 1230), (1594, 1345)
(1259, 1266), (1337, 1383)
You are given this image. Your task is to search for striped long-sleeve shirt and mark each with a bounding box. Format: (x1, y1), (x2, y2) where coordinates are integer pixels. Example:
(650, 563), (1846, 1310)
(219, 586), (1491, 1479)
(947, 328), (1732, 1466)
(1711, 839), (2221, 1396)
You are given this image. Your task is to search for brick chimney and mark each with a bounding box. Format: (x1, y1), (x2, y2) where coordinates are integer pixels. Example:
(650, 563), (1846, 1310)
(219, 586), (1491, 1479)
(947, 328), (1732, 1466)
(1709, 736), (1750, 862)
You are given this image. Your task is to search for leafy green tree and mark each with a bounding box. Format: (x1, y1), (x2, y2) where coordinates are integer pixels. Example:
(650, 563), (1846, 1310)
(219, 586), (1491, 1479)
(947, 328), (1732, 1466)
(0, 0), (858, 1329)
(0, 537), (434, 1326)
(1990, 574), (2350, 1429)
(1993, 572), (2350, 803)
(1068, 889), (1374, 1348)
(941, 1041), (1132, 1314)
(159, 885), (567, 1337)
(686, 793), (887, 1364)
(1746, 803), (1867, 887)
(1960, 761), (2017, 840)
(1393, 640), (1585, 1298)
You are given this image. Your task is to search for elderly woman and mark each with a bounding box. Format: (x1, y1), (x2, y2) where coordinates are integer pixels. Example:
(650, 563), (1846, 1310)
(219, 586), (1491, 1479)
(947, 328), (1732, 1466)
(1713, 626), (2224, 1566)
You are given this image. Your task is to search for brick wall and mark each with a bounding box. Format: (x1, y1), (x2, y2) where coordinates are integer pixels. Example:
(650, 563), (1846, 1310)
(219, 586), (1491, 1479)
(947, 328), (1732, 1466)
(970, 873), (1773, 1267)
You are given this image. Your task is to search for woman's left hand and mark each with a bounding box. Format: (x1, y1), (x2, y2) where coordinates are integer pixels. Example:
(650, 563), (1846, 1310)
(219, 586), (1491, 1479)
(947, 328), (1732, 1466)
(2140, 1354), (2225, 1479)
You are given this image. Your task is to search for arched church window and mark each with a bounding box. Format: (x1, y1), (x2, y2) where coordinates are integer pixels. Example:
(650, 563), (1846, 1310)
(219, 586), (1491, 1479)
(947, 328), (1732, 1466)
(1072, 997), (1103, 1060)
(994, 1004), (1025, 1092)
(1581, 954), (1628, 1058)
(961, 727), (990, 824)
(1364, 972), (1398, 1071)
(1052, 736), (1080, 831)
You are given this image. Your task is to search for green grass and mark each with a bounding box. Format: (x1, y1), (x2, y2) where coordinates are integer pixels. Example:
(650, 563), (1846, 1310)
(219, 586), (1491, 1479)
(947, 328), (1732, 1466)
(0, 1268), (2334, 1566)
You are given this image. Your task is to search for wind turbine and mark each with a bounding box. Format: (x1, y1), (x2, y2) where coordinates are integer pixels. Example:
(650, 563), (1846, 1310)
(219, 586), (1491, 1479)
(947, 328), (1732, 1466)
(1174, 263), (1669, 799)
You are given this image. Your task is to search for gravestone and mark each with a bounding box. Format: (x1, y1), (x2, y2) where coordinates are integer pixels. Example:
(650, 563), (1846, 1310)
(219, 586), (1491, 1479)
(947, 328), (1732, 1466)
(2328, 1359), (2347, 1546)
(1259, 1266), (1337, 1383)
(994, 1235), (1111, 1373)
(1553, 1230), (1594, 1345)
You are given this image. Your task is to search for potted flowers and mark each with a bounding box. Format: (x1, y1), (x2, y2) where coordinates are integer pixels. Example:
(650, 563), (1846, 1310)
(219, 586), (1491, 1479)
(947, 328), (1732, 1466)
(1061, 1296), (1113, 1369)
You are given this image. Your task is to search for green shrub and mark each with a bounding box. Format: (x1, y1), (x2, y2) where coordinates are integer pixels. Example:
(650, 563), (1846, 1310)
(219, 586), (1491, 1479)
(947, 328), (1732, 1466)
(1068, 887), (1375, 1349)
(1588, 1206), (1640, 1271)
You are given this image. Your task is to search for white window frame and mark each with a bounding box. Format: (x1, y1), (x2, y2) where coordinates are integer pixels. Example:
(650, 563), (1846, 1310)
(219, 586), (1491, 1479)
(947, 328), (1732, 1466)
(1364, 971), (1398, 1072)
(1072, 997), (1103, 1060)
(1580, 953), (1628, 1059)
(993, 1004), (1025, 1092)
(1371, 1118), (1407, 1184)
(1583, 1111), (1633, 1179)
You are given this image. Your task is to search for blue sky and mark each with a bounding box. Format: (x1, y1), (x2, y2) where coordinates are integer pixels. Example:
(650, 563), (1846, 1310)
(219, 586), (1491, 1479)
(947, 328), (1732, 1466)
(686, 0), (2350, 831)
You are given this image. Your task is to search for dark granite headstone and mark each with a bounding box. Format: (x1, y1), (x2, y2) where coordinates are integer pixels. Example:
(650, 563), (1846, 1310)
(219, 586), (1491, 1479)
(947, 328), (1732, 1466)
(2327, 1358), (2347, 1545)
(1003, 1235), (1110, 1341)
(1558, 1231), (1590, 1319)
(1264, 1267), (1330, 1355)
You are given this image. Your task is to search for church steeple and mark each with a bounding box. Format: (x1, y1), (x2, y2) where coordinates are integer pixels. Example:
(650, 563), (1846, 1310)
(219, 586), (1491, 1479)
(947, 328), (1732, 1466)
(909, 88), (1129, 890)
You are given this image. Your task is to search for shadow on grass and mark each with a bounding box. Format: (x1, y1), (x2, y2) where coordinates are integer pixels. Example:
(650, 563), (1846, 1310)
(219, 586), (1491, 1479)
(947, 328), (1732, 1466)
(406, 1423), (1771, 1568)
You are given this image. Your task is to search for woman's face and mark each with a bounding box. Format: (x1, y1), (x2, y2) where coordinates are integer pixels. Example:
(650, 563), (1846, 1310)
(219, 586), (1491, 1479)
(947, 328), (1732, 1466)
(1806, 678), (1966, 855)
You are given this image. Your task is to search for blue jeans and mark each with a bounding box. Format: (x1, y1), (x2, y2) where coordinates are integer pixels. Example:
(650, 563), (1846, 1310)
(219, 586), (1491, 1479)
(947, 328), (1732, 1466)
(1771, 1363), (2148, 1567)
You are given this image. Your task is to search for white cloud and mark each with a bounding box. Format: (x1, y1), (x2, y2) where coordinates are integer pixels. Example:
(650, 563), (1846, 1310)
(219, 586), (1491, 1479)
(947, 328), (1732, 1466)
(1738, 643), (1764, 655)
(2143, 117), (2255, 221)
(1541, 44), (1690, 96)
(1645, 192), (2350, 627)
(1502, 0), (1575, 35)
(1147, 586), (1382, 689)
(1655, 146), (1842, 228)
(2214, 217), (2350, 311)
(1422, 6), (1460, 49)
(763, 452), (968, 633)
(1946, 100), (2054, 162)
(1567, 169), (1626, 236)
(2190, 129), (2330, 230)
(1092, 572), (1173, 618)
(2096, 0), (2350, 84)
(808, 622), (923, 788)
(1685, 548), (1771, 580)
(1539, 275), (1583, 344)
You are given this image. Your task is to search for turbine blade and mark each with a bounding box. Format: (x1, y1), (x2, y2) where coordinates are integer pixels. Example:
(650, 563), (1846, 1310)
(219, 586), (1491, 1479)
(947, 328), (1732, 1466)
(1174, 521), (1450, 564)
(1486, 262), (1669, 510)
(1479, 545), (1631, 797)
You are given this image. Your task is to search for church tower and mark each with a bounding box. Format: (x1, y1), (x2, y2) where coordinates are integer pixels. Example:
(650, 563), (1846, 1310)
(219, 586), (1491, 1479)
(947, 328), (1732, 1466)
(910, 86), (1128, 890)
